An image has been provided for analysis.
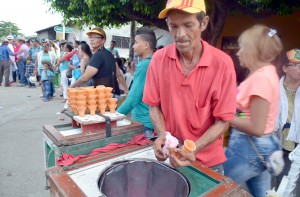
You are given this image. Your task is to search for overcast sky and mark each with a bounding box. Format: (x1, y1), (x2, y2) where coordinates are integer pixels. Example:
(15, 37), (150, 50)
(1, 0), (63, 36)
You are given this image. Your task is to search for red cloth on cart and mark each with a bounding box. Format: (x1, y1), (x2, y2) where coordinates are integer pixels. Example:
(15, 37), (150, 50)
(56, 134), (151, 166)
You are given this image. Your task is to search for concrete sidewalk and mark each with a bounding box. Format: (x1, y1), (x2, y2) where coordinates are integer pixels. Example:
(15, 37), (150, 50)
(0, 84), (68, 197)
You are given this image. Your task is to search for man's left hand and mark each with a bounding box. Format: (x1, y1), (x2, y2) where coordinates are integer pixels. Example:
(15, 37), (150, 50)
(169, 148), (196, 168)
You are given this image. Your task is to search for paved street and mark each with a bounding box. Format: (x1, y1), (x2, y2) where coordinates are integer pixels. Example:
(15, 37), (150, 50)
(0, 84), (67, 197)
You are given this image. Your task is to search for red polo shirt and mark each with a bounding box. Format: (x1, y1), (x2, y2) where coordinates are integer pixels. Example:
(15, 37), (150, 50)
(143, 40), (236, 167)
(14, 45), (20, 61)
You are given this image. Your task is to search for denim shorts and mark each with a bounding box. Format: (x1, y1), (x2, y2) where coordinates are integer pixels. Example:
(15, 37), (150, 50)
(224, 128), (280, 197)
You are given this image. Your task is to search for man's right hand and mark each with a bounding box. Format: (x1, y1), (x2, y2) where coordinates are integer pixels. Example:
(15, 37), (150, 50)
(153, 135), (166, 161)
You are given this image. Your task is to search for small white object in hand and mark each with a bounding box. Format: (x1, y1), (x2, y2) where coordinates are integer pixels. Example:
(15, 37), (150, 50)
(268, 29), (277, 37)
(267, 150), (284, 176)
(162, 132), (179, 157)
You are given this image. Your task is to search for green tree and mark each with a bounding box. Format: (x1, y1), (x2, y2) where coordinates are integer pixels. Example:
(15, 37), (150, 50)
(0, 21), (22, 39)
(46, 0), (167, 29)
(46, 0), (300, 45)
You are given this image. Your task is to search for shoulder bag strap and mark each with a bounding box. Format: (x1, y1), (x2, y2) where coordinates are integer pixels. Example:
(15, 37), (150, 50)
(247, 136), (267, 169)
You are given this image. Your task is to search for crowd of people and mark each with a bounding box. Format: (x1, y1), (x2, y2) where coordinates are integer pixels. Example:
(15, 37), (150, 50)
(0, 33), (132, 102)
(1, 0), (300, 196)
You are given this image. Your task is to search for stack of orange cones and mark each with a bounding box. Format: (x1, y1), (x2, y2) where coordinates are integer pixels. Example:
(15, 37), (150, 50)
(68, 86), (118, 116)
(75, 89), (87, 117)
(104, 87), (117, 113)
(67, 88), (76, 114)
(86, 87), (97, 115)
(96, 85), (106, 114)
(108, 98), (118, 113)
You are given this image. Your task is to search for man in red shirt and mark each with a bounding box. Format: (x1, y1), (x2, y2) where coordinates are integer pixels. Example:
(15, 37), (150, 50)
(143, 0), (236, 173)
(13, 39), (21, 82)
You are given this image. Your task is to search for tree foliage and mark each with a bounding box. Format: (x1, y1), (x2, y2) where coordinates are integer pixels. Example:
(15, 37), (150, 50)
(46, 0), (167, 29)
(45, 0), (300, 45)
(237, 0), (300, 16)
(0, 21), (22, 39)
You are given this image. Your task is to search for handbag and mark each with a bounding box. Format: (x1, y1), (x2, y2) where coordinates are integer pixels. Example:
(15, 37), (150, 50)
(66, 68), (72, 78)
(247, 136), (284, 176)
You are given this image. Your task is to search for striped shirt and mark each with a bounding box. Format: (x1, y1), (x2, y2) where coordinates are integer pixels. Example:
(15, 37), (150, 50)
(25, 63), (36, 77)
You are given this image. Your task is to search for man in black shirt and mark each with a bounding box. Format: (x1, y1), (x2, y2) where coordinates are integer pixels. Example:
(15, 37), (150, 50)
(70, 28), (127, 95)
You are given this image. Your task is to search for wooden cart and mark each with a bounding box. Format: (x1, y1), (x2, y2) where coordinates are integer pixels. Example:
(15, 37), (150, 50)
(46, 146), (252, 197)
(44, 110), (251, 196)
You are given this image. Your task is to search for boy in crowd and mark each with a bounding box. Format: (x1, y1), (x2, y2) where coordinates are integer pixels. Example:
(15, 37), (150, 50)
(25, 57), (36, 88)
(108, 40), (120, 58)
(117, 27), (156, 138)
(41, 61), (54, 102)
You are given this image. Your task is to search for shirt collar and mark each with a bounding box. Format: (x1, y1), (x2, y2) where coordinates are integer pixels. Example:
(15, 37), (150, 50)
(167, 39), (212, 67)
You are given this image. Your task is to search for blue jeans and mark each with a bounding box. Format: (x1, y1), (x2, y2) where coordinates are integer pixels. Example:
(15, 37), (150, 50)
(42, 80), (51, 100)
(224, 128), (280, 197)
(144, 127), (154, 139)
(17, 59), (27, 84)
(50, 81), (55, 96)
